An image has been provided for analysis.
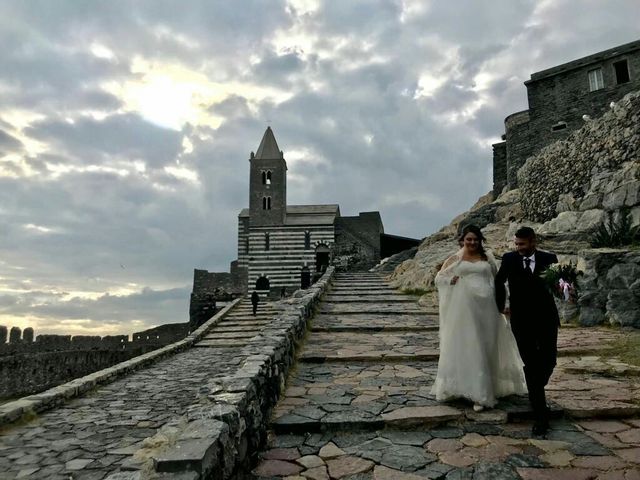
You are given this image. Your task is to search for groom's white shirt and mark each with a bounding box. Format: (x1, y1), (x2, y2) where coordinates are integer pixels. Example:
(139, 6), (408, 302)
(522, 252), (536, 273)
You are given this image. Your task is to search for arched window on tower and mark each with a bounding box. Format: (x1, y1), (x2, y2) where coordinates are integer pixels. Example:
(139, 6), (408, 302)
(263, 197), (272, 210)
(266, 171), (272, 185)
(304, 231), (311, 250)
(267, 197), (272, 209)
(261, 171), (267, 185)
(265, 232), (270, 251)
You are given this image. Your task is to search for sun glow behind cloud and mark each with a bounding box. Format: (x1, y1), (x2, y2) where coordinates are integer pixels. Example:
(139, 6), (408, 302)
(104, 58), (294, 131)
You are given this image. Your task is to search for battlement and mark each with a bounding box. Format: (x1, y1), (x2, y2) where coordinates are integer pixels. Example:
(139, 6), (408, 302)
(0, 324), (191, 357)
(0, 324), (193, 399)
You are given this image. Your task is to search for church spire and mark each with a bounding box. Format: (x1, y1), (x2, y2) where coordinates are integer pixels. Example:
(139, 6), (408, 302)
(254, 126), (282, 160)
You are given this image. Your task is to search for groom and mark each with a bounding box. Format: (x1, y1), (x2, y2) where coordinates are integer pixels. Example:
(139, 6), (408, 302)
(495, 226), (559, 436)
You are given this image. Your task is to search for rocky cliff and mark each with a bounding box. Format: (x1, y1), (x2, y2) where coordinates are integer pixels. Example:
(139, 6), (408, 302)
(387, 90), (640, 327)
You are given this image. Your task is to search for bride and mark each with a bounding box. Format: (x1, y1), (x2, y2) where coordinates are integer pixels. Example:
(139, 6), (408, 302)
(431, 225), (526, 410)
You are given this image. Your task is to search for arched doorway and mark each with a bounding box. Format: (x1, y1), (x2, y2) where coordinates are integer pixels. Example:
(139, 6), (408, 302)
(315, 244), (330, 273)
(301, 266), (311, 289)
(255, 276), (270, 291)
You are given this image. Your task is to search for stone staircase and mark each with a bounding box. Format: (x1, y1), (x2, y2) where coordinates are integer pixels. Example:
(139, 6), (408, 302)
(252, 272), (640, 479)
(195, 297), (278, 349)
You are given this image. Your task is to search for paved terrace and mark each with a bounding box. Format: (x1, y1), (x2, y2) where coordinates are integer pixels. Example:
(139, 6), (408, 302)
(253, 272), (640, 480)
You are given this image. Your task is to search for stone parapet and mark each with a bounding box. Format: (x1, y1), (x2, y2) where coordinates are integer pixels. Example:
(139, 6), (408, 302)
(148, 267), (335, 479)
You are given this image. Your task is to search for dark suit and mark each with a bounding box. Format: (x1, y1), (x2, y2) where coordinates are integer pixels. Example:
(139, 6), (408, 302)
(495, 249), (559, 423)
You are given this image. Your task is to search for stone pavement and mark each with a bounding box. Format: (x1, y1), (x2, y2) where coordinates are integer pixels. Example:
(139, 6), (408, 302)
(253, 272), (640, 480)
(0, 298), (280, 480)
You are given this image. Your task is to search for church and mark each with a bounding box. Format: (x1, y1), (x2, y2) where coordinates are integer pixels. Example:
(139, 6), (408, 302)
(189, 127), (419, 315)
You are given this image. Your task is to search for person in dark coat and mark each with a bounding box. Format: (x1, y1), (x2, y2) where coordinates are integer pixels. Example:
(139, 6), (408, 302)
(251, 291), (260, 316)
(495, 226), (560, 436)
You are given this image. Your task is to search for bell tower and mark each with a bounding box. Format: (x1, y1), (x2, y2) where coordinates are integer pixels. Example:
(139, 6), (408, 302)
(249, 126), (287, 226)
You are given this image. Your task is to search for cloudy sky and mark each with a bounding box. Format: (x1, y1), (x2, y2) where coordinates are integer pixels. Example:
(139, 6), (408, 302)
(1, 0), (638, 337)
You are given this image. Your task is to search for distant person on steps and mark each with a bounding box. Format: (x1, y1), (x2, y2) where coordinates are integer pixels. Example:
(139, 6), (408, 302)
(251, 290), (260, 316)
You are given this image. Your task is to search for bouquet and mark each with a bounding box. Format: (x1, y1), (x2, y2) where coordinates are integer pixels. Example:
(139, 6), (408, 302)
(541, 263), (582, 301)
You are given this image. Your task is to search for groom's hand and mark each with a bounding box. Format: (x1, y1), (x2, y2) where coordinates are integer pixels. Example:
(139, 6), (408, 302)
(502, 307), (511, 317)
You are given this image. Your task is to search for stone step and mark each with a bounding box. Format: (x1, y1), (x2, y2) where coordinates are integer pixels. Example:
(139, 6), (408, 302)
(323, 295), (415, 303)
(209, 326), (264, 333)
(300, 351), (440, 363)
(319, 304), (428, 315)
(303, 330), (438, 352)
(270, 361), (570, 436)
(311, 325), (439, 333)
(329, 287), (392, 292)
(311, 314), (439, 332)
(195, 339), (250, 348)
(203, 332), (259, 340)
(326, 289), (398, 295)
(334, 274), (384, 278)
(218, 321), (269, 327)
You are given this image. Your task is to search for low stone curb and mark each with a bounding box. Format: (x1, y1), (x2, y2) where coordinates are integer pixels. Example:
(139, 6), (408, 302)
(0, 298), (243, 427)
(299, 352), (440, 363)
(148, 267), (336, 479)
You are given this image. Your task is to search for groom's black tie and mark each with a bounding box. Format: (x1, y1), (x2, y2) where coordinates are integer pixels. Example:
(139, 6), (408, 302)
(524, 257), (533, 274)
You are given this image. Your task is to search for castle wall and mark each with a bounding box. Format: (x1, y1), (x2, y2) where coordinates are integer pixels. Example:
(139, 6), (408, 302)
(189, 264), (247, 326)
(492, 141), (507, 196)
(0, 326), (160, 399)
(495, 40), (640, 191)
(518, 90), (640, 222)
(504, 110), (533, 189)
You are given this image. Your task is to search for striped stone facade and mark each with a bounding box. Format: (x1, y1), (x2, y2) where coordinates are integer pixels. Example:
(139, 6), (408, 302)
(243, 222), (335, 295)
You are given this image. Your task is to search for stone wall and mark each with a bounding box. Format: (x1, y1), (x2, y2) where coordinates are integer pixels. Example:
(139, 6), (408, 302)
(519, 90), (640, 223)
(523, 40), (640, 172)
(492, 141), (507, 196)
(334, 212), (384, 271)
(189, 263), (247, 326)
(504, 110), (533, 189)
(149, 268), (336, 478)
(578, 248), (640, 328)
(0, 326), (176, 399)
(0, 348), (156, 400)
(494, 40), (640, 192)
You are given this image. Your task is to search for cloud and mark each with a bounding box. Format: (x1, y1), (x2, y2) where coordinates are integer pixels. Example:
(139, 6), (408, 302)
(1, 0), (638, 335)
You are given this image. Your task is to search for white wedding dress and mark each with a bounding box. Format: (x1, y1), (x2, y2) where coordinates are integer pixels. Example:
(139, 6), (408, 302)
(431, 251), (527, 407)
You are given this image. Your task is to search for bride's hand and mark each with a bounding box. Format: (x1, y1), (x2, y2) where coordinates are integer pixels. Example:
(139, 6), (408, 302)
(450, 276), (459, 285)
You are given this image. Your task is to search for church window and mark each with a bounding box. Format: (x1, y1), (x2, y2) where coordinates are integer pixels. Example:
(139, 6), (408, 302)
(588, 68), (604, 91)
(261, 171), (266, 184)
(266, 171), (272, 185)
(262, 196), (272, 210)
(265, 233), (270, 250)
(614, 60), (630, 85)
(304, 231), (311, 249)
(261, 170), (272, 185)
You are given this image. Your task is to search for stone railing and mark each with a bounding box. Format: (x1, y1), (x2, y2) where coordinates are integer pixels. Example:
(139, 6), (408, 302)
(144, 267), (335, 480)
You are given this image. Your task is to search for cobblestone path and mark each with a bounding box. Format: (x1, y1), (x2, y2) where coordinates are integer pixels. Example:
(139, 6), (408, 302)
(253, 272), (640, 480)
(0, 298), (279, 480)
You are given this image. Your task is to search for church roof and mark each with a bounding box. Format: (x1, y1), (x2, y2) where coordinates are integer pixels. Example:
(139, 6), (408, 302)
(238, 204), (340, 225)
(254, 126), (282, 160)
(285, 204), (340, 225)
(287, 204), (339, 214)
